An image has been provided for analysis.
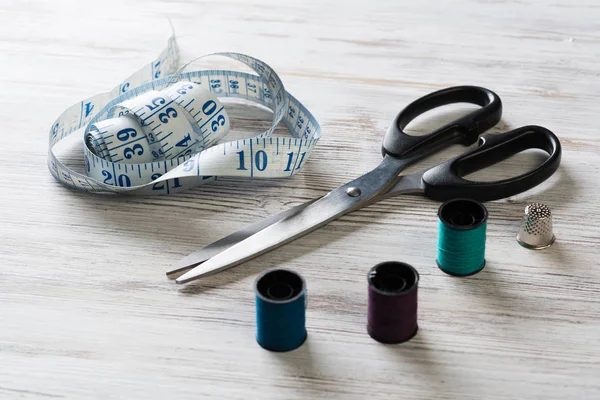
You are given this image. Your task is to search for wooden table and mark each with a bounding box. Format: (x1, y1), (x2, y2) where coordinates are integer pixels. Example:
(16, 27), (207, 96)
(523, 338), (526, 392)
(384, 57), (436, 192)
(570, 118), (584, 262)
(2, 0), (599, 398)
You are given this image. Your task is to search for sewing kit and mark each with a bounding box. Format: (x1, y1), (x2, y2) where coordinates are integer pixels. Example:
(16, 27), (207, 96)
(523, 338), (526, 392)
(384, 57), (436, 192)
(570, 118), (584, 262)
(48, 35), (562, 352)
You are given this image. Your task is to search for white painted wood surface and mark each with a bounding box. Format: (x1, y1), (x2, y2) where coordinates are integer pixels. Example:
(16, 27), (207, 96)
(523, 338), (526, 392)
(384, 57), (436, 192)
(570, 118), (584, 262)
(1, 0), (599, 398)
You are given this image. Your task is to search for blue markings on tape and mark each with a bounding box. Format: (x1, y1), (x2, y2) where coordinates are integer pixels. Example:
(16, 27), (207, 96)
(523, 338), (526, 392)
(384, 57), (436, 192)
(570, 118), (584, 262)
(47, 37), (321, 195)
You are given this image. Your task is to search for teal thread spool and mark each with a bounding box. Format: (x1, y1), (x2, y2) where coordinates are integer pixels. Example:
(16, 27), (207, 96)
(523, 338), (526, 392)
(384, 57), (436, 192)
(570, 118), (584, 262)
(255, 269), (307, 352)
(437, 198), (488, 276)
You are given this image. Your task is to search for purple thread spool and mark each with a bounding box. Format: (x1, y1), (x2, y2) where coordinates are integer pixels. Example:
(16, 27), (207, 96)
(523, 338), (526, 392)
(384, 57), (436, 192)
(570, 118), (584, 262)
(367, 261), (419, 344)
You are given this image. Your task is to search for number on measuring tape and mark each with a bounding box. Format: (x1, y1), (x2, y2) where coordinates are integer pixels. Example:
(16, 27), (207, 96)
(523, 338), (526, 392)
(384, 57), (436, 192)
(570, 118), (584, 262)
(176, 134), (192, 148)
(203, 100), (217, 115)
(211, 115), (226, 132)
(283, 151), (307, 172)
(102, 170), (113, 185)
(236, 151), (247, 171)
(235, 149), (272, 172)
(146, 97), (166, 111)
(123, 144), (144, 159)
(47, 36), (322, 195)
(158, 107), (177, 123)
(117, 128), (136, 142)
(118, 174), (131, 187)
(255, 150), (268, 171)
(177, 84), (194, 95)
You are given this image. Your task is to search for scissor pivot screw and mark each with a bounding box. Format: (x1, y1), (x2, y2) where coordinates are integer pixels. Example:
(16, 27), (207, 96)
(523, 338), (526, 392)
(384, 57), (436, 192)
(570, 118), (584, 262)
(346, 187), (362, 197)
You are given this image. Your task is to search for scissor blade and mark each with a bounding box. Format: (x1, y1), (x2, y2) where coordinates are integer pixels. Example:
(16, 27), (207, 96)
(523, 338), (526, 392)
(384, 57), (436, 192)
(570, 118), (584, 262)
(381, 171), (425, 199)
(176, 156), (403, 284)
(165, 200), (316, 279)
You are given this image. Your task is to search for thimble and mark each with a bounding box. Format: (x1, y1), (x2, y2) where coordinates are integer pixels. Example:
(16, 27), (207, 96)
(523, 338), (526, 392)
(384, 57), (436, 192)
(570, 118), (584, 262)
(516, 203), (555, 249)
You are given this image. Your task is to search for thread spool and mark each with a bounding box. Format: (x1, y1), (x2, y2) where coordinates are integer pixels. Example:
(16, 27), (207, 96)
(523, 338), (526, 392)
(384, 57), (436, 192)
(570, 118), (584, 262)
(254, 269), (307, 352)
(437, 198), (488, 276)
(367, 262), (419, 344)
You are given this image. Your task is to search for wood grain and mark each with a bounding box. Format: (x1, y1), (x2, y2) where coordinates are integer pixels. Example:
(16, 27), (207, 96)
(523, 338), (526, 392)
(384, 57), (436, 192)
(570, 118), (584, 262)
(1, 0), (600, 398)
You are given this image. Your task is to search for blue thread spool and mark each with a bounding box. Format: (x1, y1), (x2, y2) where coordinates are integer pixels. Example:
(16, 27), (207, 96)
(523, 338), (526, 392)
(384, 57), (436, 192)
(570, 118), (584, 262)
(254, 269), (307, 352)
(437, 198), (488, 276)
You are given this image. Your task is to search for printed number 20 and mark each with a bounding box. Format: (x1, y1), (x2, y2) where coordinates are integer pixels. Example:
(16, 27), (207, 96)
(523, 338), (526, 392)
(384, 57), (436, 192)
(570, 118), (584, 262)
(101, 170), (131, 187)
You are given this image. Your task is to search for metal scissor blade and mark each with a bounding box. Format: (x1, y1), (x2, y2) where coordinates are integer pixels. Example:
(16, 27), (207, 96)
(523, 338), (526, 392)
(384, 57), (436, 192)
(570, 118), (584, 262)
(381, 171), (425, 199)
(166, 200), (316, 279)
(175, 156), (403, 284)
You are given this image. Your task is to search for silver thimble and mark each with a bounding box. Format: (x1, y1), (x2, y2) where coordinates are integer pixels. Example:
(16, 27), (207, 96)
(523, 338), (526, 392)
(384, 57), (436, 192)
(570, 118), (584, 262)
(516, 203), (555, 249)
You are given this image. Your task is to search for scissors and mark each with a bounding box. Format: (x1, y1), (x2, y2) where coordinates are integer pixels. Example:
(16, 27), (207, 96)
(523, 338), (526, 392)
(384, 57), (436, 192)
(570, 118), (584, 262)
(168, 86), (562, 284)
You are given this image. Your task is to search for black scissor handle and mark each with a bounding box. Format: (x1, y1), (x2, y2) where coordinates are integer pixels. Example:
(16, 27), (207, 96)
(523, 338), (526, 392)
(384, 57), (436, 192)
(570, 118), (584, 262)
(421, 125), (562, 202)
(382, 86), (502, 161)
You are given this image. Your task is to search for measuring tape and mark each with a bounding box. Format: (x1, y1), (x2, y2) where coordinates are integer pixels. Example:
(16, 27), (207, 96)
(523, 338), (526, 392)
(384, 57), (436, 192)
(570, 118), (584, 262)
(48, 36), (321, 195)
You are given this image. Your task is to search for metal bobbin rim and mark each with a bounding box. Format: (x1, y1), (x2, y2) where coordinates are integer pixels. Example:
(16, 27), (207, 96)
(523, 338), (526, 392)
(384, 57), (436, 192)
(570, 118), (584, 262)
(438, 198), (489, 231)
(254, 268), (306, 305)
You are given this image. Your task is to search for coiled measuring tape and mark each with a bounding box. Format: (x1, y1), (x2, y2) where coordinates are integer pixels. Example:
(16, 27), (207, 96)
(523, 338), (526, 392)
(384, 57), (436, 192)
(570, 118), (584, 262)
(48, 36), (321, 195)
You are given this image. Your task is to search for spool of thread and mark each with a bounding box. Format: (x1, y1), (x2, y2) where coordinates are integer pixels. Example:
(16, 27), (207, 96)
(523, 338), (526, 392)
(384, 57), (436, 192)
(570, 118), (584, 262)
(437, 198), (488, 276)
(254, 269), (307, 352)
(367, 261), (419, 344)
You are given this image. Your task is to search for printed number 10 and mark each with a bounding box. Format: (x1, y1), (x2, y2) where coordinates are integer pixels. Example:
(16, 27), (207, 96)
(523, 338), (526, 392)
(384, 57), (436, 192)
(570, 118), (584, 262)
(237, 150), (268, 172)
